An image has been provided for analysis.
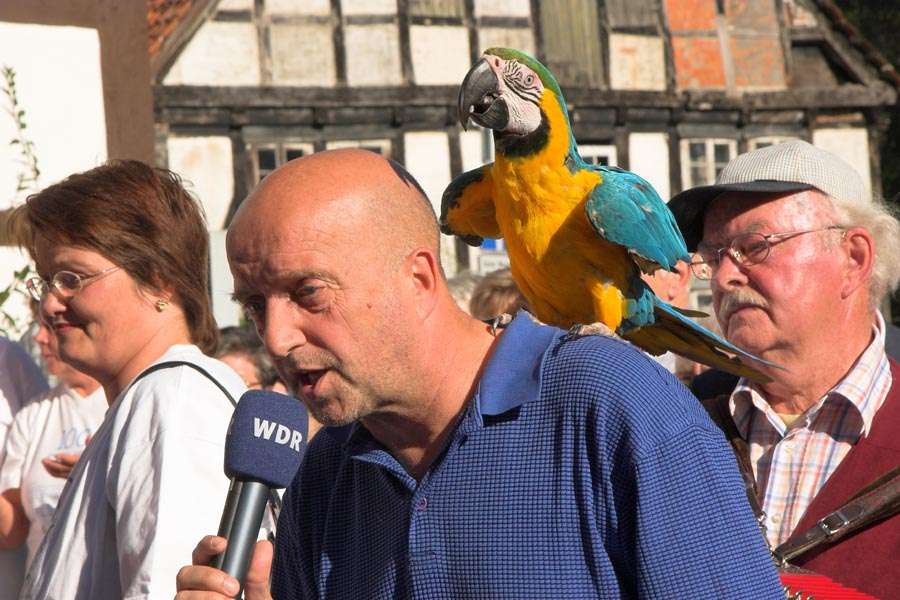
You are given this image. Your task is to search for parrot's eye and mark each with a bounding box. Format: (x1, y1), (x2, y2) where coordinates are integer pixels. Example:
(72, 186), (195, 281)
(524, 74), (535, 86)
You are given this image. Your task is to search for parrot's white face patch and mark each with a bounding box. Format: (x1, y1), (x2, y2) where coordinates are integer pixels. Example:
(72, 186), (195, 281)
(489, 56), (544, 136)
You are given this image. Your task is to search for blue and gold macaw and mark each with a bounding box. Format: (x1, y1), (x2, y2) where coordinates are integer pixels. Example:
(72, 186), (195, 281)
(441, 47), (774, 381)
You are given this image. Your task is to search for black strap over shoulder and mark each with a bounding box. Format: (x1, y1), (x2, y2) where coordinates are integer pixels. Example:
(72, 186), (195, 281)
(700, 394), (900, 564)
(131, 360), (282, 526)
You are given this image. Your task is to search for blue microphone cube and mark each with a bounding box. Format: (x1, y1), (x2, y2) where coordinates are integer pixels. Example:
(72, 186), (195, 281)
(224, 390), (309, 488)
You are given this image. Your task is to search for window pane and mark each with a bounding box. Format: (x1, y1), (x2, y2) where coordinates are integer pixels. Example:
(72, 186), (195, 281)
(713, 143), (731, 164)
(285, 148), (307, 161)
(257, 148), (277, 170)
(689, 142), (706, 162)
(690, 166), (708, 186)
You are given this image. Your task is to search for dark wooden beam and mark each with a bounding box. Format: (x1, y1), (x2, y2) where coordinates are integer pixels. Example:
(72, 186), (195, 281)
(156, 82), (896, 114)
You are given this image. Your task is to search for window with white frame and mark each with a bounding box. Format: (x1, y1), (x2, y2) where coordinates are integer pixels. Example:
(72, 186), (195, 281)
(250, 142), (315, 183)
(249, 139), (391, 182)
(579, 144), (618, 167)
(680, 139), (737, 188)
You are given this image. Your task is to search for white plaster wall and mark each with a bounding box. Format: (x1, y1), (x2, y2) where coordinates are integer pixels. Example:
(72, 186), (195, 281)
(812, 128), (872, 201)
(0, 23), (106, 207)
(0, 23), (107, 338)
(268, 0), (330, 14)
(410, 26), (470, 86)
(629, 132), (671, 201)
(166, 136), (235, 231)
(345, 24), (403, 86)
(478, 28), (535, 55)
(474, 0), (530, 17)
(271, 23), (336, 86)
(609, 34), (666, 91)
(209, 230), (242, 329)
(403, 131), (458, 273)
(164, 21), (260, 86)
(342, 0), (398, 15)
(459, 129), (494, 272)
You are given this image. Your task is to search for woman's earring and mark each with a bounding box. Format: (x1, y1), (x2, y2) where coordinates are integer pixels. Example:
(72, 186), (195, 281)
(155, 299), (169, 312)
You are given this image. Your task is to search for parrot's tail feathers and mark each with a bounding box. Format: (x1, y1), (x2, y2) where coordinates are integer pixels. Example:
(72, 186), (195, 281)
(669, 305), (708, 319)
(625, 301), (783, 384)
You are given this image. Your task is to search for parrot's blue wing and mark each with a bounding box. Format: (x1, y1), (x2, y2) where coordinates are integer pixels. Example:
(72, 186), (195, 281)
(584, 165), (690, 272)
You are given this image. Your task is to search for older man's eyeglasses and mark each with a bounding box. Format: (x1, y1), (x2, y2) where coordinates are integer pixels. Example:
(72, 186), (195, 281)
(26, 266), (121, 302)
(690, 226), (845, 280)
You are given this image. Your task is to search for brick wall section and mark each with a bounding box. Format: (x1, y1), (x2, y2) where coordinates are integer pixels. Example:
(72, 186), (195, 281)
(665, 0), (724, 90)
(665, 0), (785, 92)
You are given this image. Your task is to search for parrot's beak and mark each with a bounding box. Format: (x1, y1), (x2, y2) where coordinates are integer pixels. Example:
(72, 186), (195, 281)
(458, 58), (508, 132)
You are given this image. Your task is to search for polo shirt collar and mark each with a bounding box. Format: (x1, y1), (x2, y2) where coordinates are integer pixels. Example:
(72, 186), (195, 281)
(473, 311), (560, 417)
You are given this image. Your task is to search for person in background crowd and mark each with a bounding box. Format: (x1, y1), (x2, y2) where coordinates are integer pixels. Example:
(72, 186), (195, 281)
(0, 335), (47, 600)
(216, 325), (283, 391)
(446, 270), (481, 315)
(668, 140), (900, 598)
(468, 268), (527, 322)
(216, 325), (318, 438)
(642, 261), (708, 384)
(12, 160), (247, 600)
(175, 148), (783, 600)
(0, 303), (106, 567)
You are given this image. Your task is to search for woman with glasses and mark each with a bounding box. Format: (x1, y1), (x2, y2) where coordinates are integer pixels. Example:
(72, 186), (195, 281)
(0, 302), (105, 568)
(12, 160), (247, 600)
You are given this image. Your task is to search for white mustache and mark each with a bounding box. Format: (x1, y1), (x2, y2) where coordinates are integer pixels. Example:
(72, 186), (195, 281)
(718, 289), (769, 320)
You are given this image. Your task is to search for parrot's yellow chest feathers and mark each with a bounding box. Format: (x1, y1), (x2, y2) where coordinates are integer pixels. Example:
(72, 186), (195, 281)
(492, 94), (599, 259)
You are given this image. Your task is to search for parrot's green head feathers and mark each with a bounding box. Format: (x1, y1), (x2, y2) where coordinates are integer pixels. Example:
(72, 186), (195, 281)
(457, 47), (569, 157)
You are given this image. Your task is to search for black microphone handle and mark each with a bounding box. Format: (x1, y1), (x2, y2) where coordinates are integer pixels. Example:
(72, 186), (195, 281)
(211, 479), (270, 598)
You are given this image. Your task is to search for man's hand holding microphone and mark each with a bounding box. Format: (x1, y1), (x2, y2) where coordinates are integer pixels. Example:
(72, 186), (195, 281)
(176, 390), (307, 599)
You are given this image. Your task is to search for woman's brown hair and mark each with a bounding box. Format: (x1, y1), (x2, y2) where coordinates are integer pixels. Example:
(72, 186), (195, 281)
(13, 160), (219, 353)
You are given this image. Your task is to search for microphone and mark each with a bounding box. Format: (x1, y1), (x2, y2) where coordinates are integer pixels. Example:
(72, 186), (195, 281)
(212, 389), (308, 596)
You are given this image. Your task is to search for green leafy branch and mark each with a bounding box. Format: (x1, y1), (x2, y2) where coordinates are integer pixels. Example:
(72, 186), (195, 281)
(2, 65), (39, 337)
(2, 65), (40, 194)
(0, 265), (31, 338)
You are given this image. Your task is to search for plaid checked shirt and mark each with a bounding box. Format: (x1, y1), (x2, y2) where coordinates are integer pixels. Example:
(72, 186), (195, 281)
(729, 312), (893, 548)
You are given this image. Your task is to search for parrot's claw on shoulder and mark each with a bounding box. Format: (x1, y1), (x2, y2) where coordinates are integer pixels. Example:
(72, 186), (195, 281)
(488, 313), (515, 335)
(564, 322), (618, 341)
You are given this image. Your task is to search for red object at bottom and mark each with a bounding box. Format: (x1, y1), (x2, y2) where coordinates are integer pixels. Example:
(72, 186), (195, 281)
(780, 572), (878, 599)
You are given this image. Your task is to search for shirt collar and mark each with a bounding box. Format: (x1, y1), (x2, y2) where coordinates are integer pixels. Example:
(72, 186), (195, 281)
(731, 311), (891, 437)
(473, 311), (561, 417)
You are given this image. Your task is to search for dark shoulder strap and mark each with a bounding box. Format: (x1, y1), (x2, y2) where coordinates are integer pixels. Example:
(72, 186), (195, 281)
(134, 360), (238, 407)
(131, 360), (283, 525)
(700, 395), (766, 526)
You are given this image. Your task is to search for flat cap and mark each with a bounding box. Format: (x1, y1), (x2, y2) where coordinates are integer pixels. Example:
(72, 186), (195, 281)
(668, 140), (868, 251)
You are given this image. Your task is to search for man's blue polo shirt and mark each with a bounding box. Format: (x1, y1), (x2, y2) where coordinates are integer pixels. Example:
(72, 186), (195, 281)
(272, 313), (783, 599)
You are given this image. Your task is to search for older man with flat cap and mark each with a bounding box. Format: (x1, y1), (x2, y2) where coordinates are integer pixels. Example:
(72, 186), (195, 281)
(669, 139), (900, 598)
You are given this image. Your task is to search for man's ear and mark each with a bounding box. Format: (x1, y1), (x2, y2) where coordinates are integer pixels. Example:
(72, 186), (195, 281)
(406, 247), (440, 318)
(841, 227), (874, 299)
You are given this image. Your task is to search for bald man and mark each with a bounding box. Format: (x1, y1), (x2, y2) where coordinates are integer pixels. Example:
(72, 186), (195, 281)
(176, 149), (782, 599)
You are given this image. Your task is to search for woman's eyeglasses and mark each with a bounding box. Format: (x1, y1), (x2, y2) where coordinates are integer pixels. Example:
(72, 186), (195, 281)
(26, 266), (121, 302)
